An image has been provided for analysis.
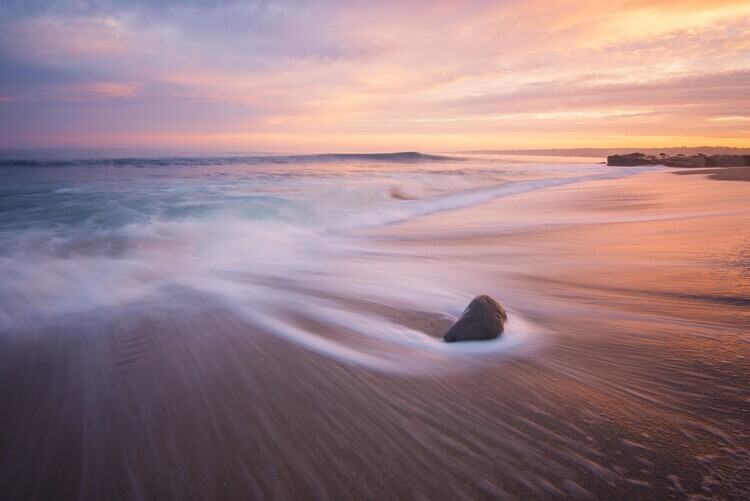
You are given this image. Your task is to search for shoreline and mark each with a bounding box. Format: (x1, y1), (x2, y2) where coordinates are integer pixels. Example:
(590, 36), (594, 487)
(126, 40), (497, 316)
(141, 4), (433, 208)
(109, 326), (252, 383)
(1, 167), (749, 499)
(674, 166), (750, 182)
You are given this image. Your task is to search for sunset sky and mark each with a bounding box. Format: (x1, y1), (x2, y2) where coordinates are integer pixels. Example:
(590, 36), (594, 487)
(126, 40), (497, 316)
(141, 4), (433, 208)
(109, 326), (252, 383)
(1, 0), (749, 151)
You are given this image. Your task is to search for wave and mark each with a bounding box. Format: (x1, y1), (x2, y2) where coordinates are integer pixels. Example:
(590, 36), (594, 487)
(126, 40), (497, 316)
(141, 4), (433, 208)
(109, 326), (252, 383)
(0, 151), (458, 168)
(333, 167), (652, 230)
(0, 156), (656, 377)
(0, 165), (648, 332)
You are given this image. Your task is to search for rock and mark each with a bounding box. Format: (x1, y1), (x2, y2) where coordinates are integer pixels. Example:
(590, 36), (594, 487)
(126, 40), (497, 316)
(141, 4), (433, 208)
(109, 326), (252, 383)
(661, 155), (707, 167)
(607, 152), (750, 168)
(607, 153), (660, 166)
(706, 155), (750, 167)
(443, 295), (507, 343)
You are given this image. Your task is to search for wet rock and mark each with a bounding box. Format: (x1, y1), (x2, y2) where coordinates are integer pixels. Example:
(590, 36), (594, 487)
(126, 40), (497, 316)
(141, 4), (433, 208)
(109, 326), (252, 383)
(706, 155), (750, 167)
(607, 153), (660, 166)
(608, 152), (750, 168)
(661, 155), (707, 167)
(443, 295), (507, 343)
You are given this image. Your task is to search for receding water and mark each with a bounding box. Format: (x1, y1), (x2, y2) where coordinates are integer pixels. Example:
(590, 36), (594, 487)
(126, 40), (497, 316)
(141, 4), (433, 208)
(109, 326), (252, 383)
(1, 151), (748, 499)
(0, 152), (640, 369)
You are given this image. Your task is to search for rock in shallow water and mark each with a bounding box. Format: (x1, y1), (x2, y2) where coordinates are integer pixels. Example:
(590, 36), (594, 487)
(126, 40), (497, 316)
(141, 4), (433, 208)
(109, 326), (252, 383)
(443, 295), (507, 343)
(607, 152), (750, 167)
(606, 153), (660, 166)
(661, 155), (707, 167)
(706, 154), (750, 167)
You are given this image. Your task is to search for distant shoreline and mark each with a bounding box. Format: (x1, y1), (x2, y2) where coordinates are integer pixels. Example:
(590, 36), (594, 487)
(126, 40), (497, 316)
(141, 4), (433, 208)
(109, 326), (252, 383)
(458, 147), (750, 157)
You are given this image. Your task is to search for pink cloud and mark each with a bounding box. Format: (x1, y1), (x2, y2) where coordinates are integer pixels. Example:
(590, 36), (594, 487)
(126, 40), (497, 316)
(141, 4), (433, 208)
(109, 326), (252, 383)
(2, 0), (750, 148)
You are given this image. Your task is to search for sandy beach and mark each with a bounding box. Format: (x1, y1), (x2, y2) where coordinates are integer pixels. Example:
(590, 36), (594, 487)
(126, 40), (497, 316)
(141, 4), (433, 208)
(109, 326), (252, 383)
(675, 166), (750, 182)
(1, 167), (748, 500)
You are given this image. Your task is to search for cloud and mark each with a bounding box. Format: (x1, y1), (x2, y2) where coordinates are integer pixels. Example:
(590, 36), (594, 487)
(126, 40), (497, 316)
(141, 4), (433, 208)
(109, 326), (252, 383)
(437, 69), (750, 115)
(1, 0), (749, 148)
(7, 15), (131, 60)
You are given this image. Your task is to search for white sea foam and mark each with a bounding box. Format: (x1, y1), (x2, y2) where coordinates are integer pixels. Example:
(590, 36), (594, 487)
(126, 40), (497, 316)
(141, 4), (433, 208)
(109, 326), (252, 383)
(0, 155), (649, 370)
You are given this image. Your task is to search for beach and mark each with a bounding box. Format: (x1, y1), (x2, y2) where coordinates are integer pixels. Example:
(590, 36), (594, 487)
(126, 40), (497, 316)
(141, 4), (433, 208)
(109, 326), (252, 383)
(1, 158), (749, 499)
(676, 167), (750, 182)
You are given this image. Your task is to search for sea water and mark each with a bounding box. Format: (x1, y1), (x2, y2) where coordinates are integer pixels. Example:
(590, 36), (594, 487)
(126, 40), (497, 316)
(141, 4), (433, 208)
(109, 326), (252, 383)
(0, 151), (642, 369)
(2, 151), (749, 499)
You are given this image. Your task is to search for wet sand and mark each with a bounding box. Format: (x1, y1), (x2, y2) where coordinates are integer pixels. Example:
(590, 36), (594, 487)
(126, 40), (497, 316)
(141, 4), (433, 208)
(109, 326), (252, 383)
(1, 171), (749, 499)
(674, 166), (750, 182)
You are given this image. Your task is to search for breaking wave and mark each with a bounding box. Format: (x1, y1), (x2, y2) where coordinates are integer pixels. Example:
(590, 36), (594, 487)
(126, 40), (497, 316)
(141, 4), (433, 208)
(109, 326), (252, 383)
(0, 153), (647, 372)
(0, 151), (457, 169)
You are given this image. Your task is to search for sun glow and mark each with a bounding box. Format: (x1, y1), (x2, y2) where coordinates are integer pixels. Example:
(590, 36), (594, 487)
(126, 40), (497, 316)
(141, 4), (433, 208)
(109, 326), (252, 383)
(1, 0), (749, 149)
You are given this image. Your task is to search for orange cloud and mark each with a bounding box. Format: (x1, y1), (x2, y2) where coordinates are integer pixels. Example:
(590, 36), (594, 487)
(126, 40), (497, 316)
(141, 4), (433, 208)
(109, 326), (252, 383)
(1, 0), (749, 149)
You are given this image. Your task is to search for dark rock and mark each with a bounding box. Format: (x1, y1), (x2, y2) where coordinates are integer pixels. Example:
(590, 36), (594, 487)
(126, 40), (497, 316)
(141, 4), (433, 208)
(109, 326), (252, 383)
(706, 155), (750, 167)
(661, 155), (707, 167)
(607, 153), (660, 166)
(608, 152), (750, 168)
(443, 295), (507, 343)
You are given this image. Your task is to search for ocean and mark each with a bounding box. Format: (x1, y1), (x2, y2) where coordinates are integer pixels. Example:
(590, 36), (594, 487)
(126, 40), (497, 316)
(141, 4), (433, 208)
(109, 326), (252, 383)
(1, 151), (748, 499)
(0, 151), (638, 367)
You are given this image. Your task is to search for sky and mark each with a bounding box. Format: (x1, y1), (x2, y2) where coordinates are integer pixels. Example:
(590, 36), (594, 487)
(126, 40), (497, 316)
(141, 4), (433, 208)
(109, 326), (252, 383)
(1, 0), (749, 151)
